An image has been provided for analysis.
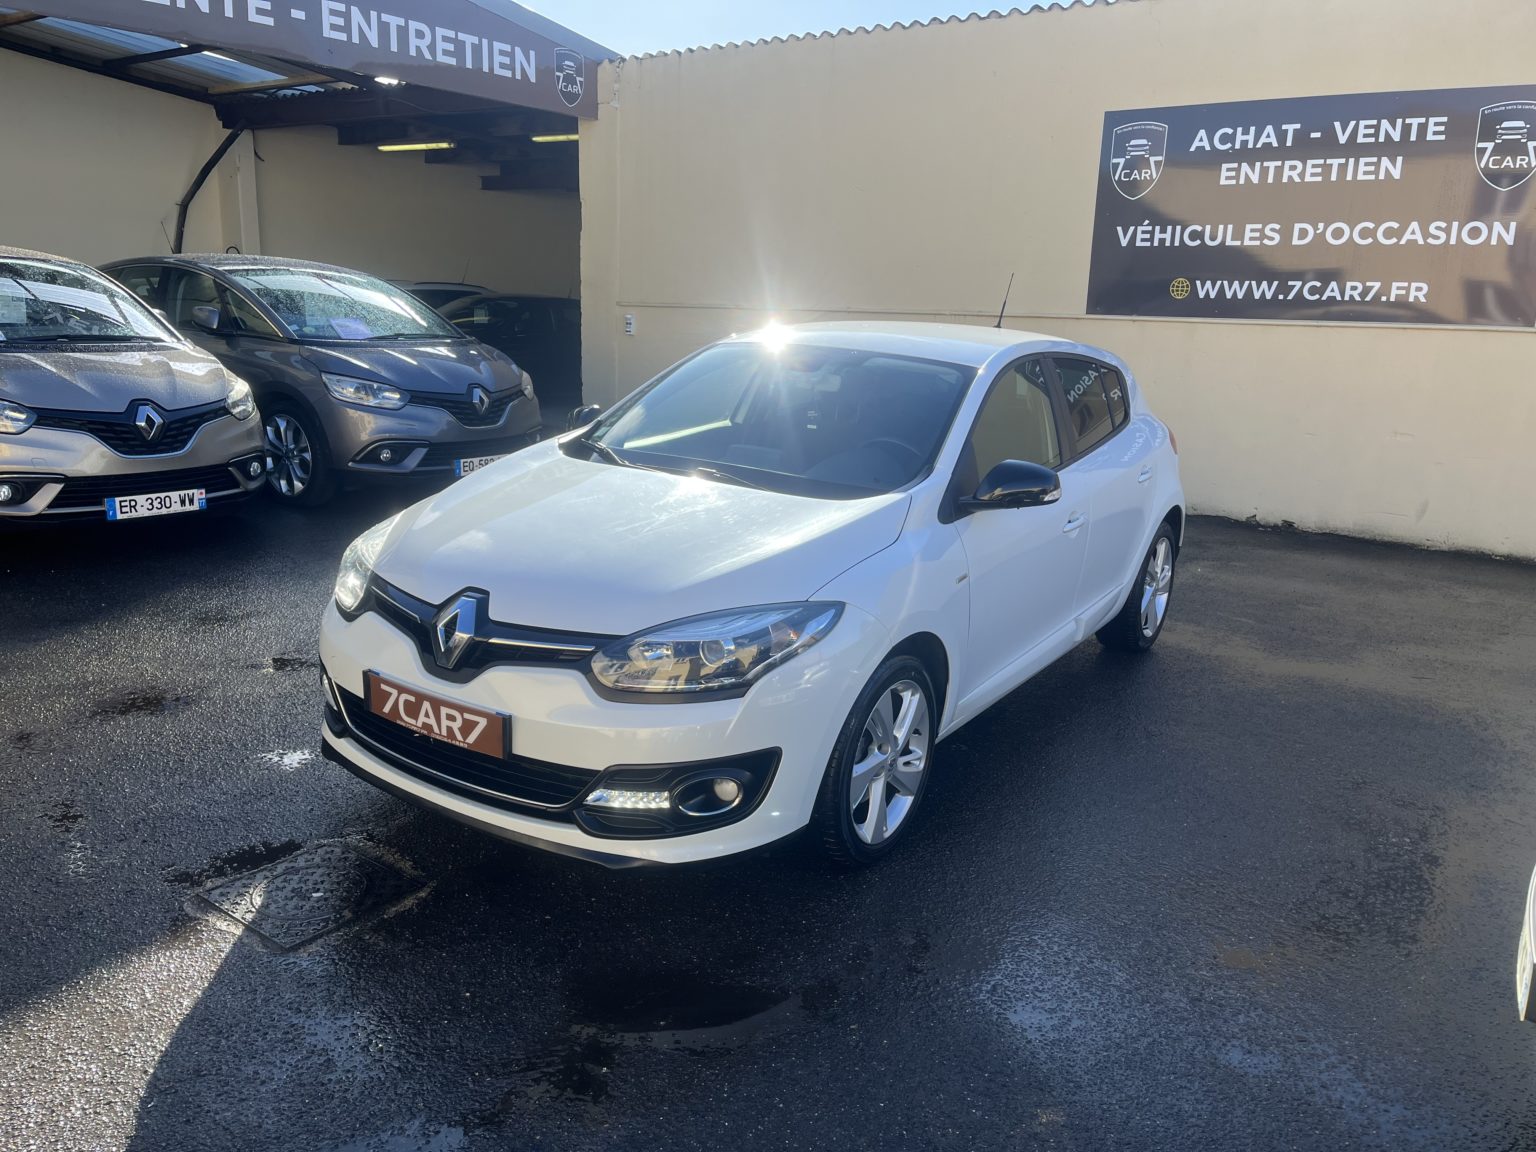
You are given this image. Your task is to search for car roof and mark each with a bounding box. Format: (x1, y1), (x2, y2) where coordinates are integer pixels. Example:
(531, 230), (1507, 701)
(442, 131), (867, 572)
(448, 293), (576, 306)
(0, 245), (98, 270)
(722, 321), (1100, 370)
(101, 253), (377, 278)
(407, 282), (490, 291)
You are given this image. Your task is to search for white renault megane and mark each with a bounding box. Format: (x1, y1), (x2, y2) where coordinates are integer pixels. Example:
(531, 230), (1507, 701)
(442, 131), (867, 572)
(319, 322), (1184, 867)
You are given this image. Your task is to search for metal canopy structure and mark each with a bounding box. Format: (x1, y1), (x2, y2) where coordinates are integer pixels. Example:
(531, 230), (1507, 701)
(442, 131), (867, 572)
(0, 1), (614, 193)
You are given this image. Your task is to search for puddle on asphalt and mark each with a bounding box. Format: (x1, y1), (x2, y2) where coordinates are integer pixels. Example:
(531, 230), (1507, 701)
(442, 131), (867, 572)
(43, 800), (83, 832)
(321, 1121), (466, 1151)
(91, 687), (196, 717)
(255, 654), (322, 674)
(163, 838), (304, 886)
(12, 729), (39, 750)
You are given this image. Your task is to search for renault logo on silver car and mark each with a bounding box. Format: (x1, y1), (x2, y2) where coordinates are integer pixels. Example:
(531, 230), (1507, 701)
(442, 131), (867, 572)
(432, 593), (483, 670)
(134, 403), (166, 442)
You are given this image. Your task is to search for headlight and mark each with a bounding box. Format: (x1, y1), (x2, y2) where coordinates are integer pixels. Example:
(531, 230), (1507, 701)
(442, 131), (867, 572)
(591, 602), (843, 695)
(0, 400), (35, 435)
(334, 513), (401, 614)
(519, 370), (536, 402)
(322, 372), (408, 410)
(225, 376), (256, 420)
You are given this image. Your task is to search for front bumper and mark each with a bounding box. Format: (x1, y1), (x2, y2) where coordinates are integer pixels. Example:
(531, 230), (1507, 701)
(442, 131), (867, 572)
(318, 599), (889, 866)
(319, 393), (542, 477)
(0, 416), (266, 520)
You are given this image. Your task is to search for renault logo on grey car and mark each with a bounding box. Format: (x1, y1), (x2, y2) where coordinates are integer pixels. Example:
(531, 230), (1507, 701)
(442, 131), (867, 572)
(432, 592), (484, 670)
(470, 385), (491, 416)
(134, 403), (166, 442)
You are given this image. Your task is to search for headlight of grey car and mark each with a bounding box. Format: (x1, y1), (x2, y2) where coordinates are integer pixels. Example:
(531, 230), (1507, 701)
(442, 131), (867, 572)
(225, 376), (256, 420)
(520, 370), (536, 401)
(590, 603), (843, 695)
(0, 400), (36, 435)
(322, 372), (408, 411)
(333, 514), (401, 614)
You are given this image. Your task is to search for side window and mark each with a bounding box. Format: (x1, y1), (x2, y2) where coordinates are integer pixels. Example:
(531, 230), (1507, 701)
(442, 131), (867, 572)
(110, 265), (165, 308)
(164, 270), (222, 329)
(1053, 357), (1117, 456)
(968, 357), (1062, 478)
(222, 289), (281, 338)
(1103, 368), (1129, 428)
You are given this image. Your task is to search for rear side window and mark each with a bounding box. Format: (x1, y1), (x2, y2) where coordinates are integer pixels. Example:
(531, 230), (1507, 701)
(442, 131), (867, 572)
(110, 265), (165, 307)
(1053, 357), (1117, 455)
(1103, 368), (1129, 428)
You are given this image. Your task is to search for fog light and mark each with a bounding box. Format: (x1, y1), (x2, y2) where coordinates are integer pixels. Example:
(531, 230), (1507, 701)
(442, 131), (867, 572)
(379, 448), (394, 464)
(585, 787), (670, 810)
(247, 460), (265, 478)
(0, 482), (15, 504)
(712, 778), (741, 804)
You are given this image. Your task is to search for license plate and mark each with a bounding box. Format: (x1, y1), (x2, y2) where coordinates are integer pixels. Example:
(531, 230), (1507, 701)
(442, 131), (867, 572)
(106, 488), (206, 521)
(365, 671), (508, 759)
(455, 454), (507, 477)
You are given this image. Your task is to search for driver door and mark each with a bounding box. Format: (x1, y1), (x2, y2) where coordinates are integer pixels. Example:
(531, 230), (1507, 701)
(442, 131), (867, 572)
(953, 357), (1090, 701)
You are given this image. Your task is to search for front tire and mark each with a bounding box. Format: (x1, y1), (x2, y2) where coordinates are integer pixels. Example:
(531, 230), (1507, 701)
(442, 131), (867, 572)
(1097, 521), (1177, 652)
(812, 656), (936, 866)
(263, 403), (335, 506)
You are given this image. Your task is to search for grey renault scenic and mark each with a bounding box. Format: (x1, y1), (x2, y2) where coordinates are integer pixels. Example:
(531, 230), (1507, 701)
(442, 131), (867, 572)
(102, 255), (542, 504)
(0, 247), (267, 525)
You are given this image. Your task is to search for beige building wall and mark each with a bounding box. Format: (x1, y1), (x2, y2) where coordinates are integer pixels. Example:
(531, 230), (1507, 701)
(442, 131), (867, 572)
(0, 54), (578, 294)
(579, 0), (1536, 558)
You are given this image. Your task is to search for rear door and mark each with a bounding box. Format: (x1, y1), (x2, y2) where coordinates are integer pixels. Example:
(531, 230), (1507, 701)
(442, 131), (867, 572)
(1047, 356), (1156, 617)
(952, 357), (1090, 699)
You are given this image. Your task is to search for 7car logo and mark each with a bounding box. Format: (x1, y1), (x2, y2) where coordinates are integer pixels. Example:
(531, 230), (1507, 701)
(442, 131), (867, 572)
(555, 49), (585, 108)
(1109, 122), (1168, 201)
(1475, 101), (1536, 190)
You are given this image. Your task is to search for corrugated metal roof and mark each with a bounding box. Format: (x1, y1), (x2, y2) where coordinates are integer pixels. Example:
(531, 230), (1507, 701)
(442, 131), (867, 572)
(627, 0), (1144, 61)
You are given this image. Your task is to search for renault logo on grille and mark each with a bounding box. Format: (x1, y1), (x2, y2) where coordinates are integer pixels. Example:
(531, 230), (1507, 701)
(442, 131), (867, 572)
(432, 591), (485, 670)
(134, 403), (166, 442)
(469, 385), (491, 416)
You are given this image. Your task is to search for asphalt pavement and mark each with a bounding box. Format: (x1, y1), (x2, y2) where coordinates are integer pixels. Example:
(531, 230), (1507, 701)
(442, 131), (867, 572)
(3, 495), (1535, 1151)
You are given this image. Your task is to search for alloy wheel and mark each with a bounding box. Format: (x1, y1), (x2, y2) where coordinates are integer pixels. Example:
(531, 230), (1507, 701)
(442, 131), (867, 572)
(849, 680), (930, 845)
(264, 413), (314, 498)
(1140, 536), (1174, 638)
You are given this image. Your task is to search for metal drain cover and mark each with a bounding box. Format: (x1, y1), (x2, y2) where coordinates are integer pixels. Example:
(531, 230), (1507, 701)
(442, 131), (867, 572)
(198, 842), (421, 950)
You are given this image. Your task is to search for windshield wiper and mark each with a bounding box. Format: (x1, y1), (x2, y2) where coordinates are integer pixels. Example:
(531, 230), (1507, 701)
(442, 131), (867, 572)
(688, 466), (770, 491)
(4, 333), (151, 343)
(576, 435), (674, 475)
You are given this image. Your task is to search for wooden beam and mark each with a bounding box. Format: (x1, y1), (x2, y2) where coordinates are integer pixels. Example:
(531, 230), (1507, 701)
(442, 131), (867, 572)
(0, 12), (43, 28)
(215, 85), (508, 129)
(0, 39), (210, 103)
(105, 44), (208, 68)
(207, 71), (337, 95)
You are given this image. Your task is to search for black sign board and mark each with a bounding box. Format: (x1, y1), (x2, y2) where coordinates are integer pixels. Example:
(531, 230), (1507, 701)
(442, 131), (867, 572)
(1087, 86), (1536, 327)
(28, 0), (612, 117)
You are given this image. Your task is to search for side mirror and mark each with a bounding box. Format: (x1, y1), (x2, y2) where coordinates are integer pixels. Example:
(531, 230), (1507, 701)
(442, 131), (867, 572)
(189, 304), (222, 333)
(567, 403), (602, 431)
(960, 460), (1062, 512)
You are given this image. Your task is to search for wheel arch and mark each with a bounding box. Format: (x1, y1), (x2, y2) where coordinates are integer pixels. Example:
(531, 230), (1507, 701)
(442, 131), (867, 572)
(882, 631), (951, 727)
(1163, 504), (1185, 548)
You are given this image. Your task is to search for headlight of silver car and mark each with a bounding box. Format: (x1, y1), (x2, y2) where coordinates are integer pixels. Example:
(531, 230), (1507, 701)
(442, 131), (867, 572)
(0, 400), (36, 435)
(333, 513), (401, 614)
(225, 376), (256, 420)
(322, 372), (408, 410)
(590, 603), (843, 695)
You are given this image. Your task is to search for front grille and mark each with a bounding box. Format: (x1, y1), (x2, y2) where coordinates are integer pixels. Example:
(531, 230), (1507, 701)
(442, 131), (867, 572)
(418, 436), (534, 469)
(368, 578), (611, 679)
(49, 463), (242, 511)
(336, 685), (597, 812)
(413, 390), (517, 428)
(34, 402), (228, 457)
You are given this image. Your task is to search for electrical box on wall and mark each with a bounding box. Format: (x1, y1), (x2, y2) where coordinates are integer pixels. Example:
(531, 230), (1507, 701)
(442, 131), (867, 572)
(624, 314), (635, 335)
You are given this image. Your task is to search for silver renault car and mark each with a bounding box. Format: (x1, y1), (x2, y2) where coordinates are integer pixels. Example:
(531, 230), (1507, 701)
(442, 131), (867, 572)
(102, 255), (542, 505)
(0, 247), (267, 525)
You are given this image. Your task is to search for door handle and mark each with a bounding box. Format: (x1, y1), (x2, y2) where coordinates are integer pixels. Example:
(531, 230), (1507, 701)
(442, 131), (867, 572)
(1137, 466), (1154, 484)
(1062, 512), (1087, 534)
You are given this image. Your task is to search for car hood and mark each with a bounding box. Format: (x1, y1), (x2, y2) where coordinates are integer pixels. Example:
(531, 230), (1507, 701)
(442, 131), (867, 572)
(374, 440), (910, 635)
(0, 344), (233, 412)
(300, 339), (521, 394)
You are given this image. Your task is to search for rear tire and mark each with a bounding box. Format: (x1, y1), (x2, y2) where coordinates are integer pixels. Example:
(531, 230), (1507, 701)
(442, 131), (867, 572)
(262, 402), (335, 506)
(1097, 521), (1177, 652)
(812, 656), (936, 867)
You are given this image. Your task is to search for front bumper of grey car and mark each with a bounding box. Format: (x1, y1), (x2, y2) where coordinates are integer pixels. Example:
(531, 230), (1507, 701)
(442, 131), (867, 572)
(321, 389), (543, 478)
(0, 410), (267, 521)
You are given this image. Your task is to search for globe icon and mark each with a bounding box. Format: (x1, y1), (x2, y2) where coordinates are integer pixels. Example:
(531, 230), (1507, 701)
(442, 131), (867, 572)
(1169, 278), (1192, 300)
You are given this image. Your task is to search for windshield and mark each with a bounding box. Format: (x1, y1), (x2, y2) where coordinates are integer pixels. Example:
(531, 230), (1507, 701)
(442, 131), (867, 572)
(570, 342), (975, 499)
(225, 268), (462, 342)
(0, 260), (174, 346)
